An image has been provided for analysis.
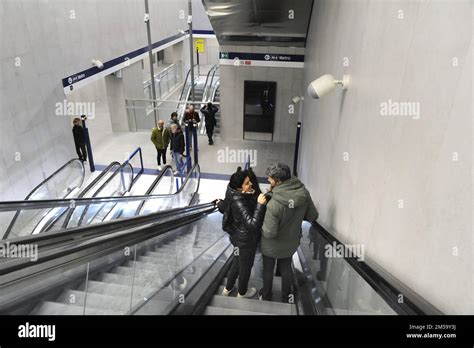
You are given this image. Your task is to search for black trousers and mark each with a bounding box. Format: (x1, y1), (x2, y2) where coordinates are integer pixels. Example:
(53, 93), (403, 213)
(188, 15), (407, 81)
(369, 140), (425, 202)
(262, 255), (293, 303)
(225, 246), (256, 296)
(156, 148), (167, 165)
(206, 125), (214, 143)
(75, 144), (87, 161)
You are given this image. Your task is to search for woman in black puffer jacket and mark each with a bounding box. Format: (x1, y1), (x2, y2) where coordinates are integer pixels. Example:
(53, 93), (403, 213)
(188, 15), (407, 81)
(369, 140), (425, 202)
(218, 169), (267, 298)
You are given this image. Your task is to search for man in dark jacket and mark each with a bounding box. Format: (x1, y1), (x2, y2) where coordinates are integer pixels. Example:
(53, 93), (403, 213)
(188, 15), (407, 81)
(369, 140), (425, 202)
(169, 124), (185, 175)
(220, 170), (267, 298)
(183, 104), (200, 150)
(200, 102), (218, 145)
(259, 163), (319, 303)
(72, 118), (87, 162)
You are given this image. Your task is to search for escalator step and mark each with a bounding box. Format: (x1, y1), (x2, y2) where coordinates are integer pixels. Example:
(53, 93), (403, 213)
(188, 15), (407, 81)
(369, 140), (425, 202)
(31, 301), (123, 315)
(204, 306), (274, 315)
(209, 295), (296, 315)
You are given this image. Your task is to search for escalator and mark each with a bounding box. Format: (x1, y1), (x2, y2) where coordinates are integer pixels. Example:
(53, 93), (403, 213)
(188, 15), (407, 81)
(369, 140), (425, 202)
(1, 159), (85, 240)
(2, 151), (195, 239)
(0, 181), (442, 316)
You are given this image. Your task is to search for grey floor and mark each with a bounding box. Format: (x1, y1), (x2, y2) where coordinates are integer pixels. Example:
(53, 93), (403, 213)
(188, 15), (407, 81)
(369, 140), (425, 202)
(91, 131), (294, 178)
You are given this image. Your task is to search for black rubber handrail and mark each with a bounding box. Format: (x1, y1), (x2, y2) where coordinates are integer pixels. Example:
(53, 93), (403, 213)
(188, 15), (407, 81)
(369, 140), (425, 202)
(310, 221), (443, 315)
(0, 201), (217, 259)
(0, 202), (217, 277)
(3, 158), (85, 240)
(0, 164), (201, 213)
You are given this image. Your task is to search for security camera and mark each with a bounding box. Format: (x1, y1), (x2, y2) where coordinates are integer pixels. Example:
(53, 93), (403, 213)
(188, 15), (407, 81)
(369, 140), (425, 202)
(307, 74), (350, 99)
(92, 59), (104, 69)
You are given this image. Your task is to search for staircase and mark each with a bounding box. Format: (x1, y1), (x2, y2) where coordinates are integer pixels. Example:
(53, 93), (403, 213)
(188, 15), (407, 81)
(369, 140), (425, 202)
(31, 229), (221, 315)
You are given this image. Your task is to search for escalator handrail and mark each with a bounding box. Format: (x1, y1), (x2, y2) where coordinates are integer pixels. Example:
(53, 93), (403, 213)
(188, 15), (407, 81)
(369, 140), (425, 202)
(177, 63), (199, 108)
(0, 164), (201, 213)
(310, 220), (443, 315)
(0, 201), (217, 255)
(34, 161), (121, 233)
(3, 159), (85, 239)
(202, 64), (218, 103)
(134, 165), (174, 216)
(57, 161), (122, 230)
(77, 162), (134, 226)
(0, 202), (217, 277)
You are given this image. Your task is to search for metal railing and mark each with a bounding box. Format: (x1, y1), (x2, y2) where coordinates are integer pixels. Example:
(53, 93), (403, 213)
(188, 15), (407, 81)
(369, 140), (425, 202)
(143, 61), (183, 101)
(127, 62), (184, 131)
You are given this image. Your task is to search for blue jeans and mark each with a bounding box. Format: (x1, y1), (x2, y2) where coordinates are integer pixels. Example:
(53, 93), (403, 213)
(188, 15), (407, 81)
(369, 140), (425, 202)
(172, 152), (183, 171)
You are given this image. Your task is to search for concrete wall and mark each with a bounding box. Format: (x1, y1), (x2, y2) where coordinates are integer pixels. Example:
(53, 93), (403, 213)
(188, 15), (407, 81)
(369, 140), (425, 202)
(299, 0), (472, 314)
(219, 45), (304, 143)
(0, 0), (188, 203)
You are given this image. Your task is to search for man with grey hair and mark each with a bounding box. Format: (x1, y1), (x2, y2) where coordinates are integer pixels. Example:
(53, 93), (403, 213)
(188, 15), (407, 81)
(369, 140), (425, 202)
(259, 163), (319, 303)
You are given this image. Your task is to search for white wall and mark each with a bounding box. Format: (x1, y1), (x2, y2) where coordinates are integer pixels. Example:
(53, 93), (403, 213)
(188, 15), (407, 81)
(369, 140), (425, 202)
(299, 0), (472, 314)
(0, 0), (188, 203)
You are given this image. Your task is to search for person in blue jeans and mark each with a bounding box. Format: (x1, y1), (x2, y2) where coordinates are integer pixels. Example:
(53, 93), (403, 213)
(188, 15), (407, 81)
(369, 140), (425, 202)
(169, 124), (185, 175)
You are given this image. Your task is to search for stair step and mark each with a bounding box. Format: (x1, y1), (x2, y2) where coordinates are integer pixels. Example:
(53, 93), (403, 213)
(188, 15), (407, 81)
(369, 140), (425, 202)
(204, 306), (274, 315)
(31, 301), (123, 315)
(209, 295), (296, 315)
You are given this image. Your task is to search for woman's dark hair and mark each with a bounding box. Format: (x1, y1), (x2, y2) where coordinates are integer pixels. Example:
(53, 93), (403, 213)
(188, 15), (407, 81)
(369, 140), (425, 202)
(247, 168), (261, 195)
(229, 169), (248, 190)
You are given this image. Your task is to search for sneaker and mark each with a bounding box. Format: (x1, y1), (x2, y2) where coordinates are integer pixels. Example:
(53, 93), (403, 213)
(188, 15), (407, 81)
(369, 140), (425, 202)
(173, 171), (179, 176)
(237, 287), (257, 299)
(158, 165), (162, 170)
(221, 287), (235, 296)
(258, 288), (264, 301)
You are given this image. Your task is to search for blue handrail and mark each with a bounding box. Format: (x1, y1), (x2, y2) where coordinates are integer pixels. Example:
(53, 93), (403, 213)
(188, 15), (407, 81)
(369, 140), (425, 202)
(123, 147), (144, 189)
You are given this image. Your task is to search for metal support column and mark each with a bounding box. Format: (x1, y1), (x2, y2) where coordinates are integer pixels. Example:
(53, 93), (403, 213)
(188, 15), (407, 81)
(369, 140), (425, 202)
(144, 0), (157, 125)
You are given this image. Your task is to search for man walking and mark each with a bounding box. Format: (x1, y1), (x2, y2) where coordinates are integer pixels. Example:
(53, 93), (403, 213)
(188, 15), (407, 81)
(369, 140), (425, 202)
(151, 119), (170, 170)
(259, 163), (319, 303)
(200, 102), (218, 145)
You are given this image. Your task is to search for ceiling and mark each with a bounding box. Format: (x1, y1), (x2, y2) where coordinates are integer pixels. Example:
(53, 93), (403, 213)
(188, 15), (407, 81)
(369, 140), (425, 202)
(201, 0), (314, 47)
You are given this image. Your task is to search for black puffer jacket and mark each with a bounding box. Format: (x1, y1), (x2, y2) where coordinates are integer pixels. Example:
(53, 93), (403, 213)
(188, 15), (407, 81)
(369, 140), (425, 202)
(219, 185), (266, 249)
